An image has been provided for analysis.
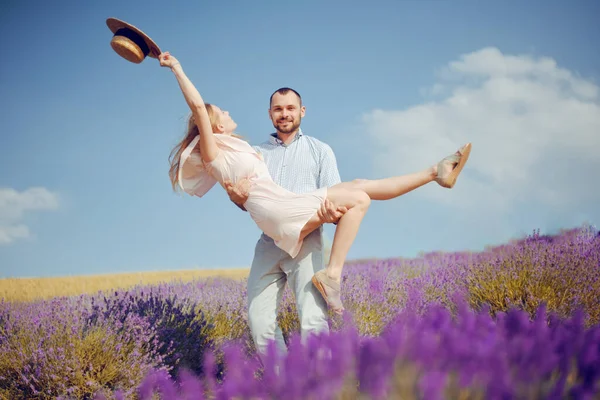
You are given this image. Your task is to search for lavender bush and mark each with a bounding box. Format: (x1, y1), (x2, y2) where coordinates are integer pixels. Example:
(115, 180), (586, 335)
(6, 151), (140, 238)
(0, 225), (598, 399)
(86, 290), (214, 377)
(129, 302), (600, 399)
(0, 297), (164, 398)
(466, 226), (600, 324)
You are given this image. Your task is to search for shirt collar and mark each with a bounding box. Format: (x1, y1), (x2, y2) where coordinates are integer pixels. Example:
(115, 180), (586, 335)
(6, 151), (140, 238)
(269, 128), (304, 146)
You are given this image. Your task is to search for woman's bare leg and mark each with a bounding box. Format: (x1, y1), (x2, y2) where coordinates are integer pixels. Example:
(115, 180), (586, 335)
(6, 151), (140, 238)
(335, 144), (471, 199)
(302, 188), (371, 314)
(300, 166), (437, 279)
(300, 144), (470, 242)
(299, 187), (371, 281)
(324, 188), (371, 280)
(304, 145), (471, 312)
(300, 166), (436, 274)
(323, 168), (435, 283)
(319, 152), (468, 280)
(299, 165), (436, 239)
(336, 166), (437, 200)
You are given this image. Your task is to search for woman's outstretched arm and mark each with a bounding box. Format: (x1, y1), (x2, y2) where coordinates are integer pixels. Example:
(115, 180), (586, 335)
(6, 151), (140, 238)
(159, 52), (218, 163)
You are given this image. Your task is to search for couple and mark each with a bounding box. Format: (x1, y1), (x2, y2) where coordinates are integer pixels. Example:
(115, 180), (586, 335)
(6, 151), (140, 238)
(160, 52), (471, 359)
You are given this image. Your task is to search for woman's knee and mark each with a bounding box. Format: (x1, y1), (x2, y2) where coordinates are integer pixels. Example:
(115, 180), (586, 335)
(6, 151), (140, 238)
(352, 189), (370, 210)
(330, 187), (369, 209)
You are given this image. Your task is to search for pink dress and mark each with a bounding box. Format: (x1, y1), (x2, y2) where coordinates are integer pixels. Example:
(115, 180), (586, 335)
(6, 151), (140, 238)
(178, 134), (328, 258)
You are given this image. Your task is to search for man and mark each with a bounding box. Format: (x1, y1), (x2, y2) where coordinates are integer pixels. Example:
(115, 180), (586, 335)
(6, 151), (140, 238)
(225, 87), (346, 360)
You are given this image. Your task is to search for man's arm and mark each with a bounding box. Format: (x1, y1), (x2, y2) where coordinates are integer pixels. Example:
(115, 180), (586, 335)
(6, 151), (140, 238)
(224, 180), (250, 211)
(318, 144), (342, 188)
(317, 143), (346, 224)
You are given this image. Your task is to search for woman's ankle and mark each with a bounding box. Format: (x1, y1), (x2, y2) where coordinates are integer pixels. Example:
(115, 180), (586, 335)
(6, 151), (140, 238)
(325, 265), (343, 282)
(429, 165), (437, 179)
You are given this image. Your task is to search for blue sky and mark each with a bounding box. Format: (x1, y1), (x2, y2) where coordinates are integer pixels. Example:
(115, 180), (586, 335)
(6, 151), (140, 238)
(1, 1), (599, 278)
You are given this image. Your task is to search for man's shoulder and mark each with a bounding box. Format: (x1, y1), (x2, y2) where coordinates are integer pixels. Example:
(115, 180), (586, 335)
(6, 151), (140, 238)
(302, 134), (328, 145)
(253, 135), (275, 150)
(301, 134), (335, 154)
(252, 140), (270, 154)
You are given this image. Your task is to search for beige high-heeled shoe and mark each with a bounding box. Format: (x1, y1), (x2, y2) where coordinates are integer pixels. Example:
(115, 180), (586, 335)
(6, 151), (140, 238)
(435, 143), (472, 188)
(312, 270), (344, 315)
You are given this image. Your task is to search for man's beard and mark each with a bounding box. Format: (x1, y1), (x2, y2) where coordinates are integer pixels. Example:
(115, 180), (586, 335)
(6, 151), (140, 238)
(274, 117), (301, 135)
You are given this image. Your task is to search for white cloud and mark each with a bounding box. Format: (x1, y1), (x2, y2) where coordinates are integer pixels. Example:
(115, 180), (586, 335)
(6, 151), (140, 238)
(0, 224), (29, 245)
(362, 47), (600, 233)
(0, 187), (59, 245)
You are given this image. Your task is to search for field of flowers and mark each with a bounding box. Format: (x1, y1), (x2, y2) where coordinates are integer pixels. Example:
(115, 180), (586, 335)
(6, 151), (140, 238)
(1, 225), (599, 399)
(0, 268), (249, 303)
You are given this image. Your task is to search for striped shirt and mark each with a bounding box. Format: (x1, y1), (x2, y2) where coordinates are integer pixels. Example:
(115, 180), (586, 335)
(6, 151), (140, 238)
(252, 128), (341, 194)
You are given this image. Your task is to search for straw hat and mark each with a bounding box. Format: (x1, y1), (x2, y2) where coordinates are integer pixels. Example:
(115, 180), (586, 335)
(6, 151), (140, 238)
(106, 17), (161, 64)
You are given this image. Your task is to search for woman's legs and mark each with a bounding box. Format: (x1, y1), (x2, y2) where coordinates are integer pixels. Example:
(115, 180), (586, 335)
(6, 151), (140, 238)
(299, 187), (371, 279)
(303, 187), (371, 314)
(303, 144), (471, 312)
(322, 189), (371, 280)
(309, 143), (471, 280)
(301, 165), (436, 281)
(337, 143), (472, 199)
(335, 166), (436, 200)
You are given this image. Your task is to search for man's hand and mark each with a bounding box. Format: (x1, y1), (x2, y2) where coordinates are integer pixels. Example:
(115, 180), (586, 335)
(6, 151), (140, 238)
(317, 199), (348, 224)
(224, 178), (252, 211)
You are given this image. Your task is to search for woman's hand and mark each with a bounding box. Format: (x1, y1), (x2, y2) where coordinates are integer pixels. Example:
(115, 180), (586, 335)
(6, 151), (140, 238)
(159, 51), (180, 69)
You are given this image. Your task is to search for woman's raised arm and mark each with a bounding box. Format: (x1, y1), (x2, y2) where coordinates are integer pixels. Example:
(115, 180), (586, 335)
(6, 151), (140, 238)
(159, 52), (218, 163)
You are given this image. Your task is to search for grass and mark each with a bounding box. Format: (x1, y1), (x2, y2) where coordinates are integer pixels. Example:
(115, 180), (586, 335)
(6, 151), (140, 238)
(0, 268), (250, 303)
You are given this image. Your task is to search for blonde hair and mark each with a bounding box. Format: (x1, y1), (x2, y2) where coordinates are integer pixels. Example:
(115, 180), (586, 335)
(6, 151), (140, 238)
(168, 104), (243, 192)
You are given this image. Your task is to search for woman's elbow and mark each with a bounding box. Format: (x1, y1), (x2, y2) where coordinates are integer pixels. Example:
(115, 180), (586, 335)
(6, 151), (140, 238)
(192, 104), (207, 114)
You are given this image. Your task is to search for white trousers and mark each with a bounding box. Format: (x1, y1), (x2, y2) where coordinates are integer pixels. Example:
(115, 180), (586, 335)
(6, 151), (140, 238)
(247, 228), (330, 360)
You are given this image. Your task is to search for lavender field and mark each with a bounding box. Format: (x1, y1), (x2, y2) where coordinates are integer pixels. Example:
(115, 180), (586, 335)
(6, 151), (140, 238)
(1, 226), (599, 399)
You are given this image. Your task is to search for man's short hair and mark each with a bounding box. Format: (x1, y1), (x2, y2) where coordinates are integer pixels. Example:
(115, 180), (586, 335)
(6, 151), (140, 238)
(269, 87), (302, 107)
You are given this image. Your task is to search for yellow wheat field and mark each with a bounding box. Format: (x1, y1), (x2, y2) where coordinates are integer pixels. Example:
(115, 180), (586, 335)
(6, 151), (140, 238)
(0, 268), (250, 303)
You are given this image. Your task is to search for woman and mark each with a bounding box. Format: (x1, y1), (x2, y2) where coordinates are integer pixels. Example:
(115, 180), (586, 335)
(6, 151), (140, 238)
(160, 52), (471, 314)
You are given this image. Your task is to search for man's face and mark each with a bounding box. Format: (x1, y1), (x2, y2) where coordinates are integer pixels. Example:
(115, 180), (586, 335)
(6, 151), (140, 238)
(268, 92), (306, 135)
